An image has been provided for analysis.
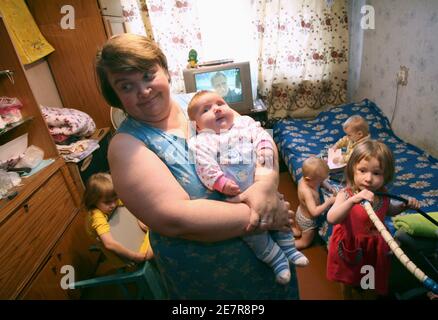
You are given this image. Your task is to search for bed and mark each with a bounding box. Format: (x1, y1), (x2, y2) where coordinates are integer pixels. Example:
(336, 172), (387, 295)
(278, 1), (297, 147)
(273, 99), (438, 246)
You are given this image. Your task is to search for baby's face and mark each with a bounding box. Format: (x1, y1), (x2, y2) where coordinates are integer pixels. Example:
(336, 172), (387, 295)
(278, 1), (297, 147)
(193, 93), (234, 133)
(344, 126), (363, 143)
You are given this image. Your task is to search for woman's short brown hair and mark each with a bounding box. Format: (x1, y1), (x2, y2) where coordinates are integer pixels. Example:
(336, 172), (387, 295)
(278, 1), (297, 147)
(95, 33), (169, 109)
(345, 140), (394, 191)
(83, 173), (117, 210)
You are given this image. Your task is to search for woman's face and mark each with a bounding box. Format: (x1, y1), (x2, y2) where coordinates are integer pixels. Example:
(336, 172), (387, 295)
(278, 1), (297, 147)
(108, 65), (171, 123)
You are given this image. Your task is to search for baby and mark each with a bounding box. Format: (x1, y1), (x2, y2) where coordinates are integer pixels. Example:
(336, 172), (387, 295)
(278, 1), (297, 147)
(188, 90), (308, 284)
(332, 115), (370, 164)
(293, 157), (336, 250)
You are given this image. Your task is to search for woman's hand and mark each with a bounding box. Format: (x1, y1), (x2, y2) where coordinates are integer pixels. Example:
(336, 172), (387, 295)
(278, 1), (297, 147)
(227, 180), (292, 232)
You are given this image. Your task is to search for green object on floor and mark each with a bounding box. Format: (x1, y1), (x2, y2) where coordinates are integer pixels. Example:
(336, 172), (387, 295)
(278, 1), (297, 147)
(392, 212), (438, 238)
(71, 260), (168, 299)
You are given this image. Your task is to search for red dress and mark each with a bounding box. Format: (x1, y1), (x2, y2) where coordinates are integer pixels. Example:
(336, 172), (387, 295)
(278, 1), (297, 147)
(327, 189), (391, 295)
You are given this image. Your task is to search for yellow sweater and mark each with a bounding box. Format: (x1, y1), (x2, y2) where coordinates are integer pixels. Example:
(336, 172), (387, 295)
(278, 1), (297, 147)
(87, 200), (151, 267)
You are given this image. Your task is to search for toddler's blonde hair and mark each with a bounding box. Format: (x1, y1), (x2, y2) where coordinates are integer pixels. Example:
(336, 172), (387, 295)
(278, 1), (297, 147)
(83, 173), (117, 210)
(343, 115), (369, 136)
(346, 140), (394, 192)
(302, 157), (330, 180)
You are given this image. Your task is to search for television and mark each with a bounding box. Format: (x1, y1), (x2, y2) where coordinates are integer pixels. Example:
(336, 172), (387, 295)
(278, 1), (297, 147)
(183, 61), (254, 115)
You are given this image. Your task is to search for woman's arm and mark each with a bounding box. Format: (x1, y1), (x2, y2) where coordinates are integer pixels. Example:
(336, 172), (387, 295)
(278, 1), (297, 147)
(227, 135), (285, 231)
(109, 133), (256, 242)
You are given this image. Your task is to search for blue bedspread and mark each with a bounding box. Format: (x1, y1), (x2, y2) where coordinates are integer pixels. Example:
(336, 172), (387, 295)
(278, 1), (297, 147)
(273, 99), (438, 244)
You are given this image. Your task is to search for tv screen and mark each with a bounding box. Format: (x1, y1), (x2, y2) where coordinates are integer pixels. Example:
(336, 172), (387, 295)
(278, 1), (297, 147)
(194, 68), (243, 104)
(183, 61), (254, 115)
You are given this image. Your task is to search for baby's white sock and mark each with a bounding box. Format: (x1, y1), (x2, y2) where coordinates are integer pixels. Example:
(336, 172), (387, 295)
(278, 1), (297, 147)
(275, 269), (291, 285)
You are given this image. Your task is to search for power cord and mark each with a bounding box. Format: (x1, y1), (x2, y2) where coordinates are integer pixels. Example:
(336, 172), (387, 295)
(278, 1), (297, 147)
(390, 81), (400, 126)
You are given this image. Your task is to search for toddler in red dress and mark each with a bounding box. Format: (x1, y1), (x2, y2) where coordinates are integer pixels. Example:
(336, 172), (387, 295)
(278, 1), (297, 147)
(326, 140), (419, 299)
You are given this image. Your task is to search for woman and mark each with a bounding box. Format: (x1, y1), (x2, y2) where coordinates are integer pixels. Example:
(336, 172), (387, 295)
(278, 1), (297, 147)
(95, 33), (298, 299)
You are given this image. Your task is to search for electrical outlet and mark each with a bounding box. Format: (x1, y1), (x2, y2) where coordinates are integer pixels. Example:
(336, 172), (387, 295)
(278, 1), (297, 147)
(396, 66), (409, 86)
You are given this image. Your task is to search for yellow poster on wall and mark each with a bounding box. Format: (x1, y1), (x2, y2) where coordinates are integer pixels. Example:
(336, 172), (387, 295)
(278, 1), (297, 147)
(0, 0), (54, 65)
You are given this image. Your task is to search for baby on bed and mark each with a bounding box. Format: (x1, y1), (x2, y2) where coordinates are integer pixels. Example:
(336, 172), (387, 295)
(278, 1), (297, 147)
(293, 157), (336, 250)
(188, 90), (309, 285)
(331, 115), (370, 164)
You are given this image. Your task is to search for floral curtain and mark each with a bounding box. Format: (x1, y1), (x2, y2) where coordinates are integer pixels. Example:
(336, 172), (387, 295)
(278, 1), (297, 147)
(253, 0), (349, 119)
(139, 0), (203, 93)
(120, 0), (148, 37)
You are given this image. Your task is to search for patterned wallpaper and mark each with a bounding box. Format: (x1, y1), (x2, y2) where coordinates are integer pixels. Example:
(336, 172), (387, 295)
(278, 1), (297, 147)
(353, 0), (438, 158)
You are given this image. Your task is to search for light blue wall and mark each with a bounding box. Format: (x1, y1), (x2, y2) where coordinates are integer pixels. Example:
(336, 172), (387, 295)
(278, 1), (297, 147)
(351, 0), (438, 157)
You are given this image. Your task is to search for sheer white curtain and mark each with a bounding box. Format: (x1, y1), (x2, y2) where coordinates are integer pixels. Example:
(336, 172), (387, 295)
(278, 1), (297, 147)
(196, 0), (258, 100)
(142, 0), (257, 94)
(138, 0), (348, 117)
(347, 0), (365, 102)
(120, 0), (148, 36)
(137, 0), (203, 93)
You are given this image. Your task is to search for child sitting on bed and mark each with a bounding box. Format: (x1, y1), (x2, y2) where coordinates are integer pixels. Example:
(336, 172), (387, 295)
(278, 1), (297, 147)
(331, 115), (370, 164)
(84, 173), (153, 266)
(188, 90), (309, 285)
(326, 140), (420, 299)
(293, 157), (336, 249)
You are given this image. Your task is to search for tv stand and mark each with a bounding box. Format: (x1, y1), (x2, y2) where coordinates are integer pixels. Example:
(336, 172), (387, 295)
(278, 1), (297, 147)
(198, 59), (234, 67)
(248, 98), (268, 128)
(251, 98), (267, 112)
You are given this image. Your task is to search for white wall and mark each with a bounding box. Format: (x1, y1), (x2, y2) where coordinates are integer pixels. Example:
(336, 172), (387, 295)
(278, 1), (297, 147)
(196, 0), (258, 100)
(353, 0), (438, 157)
(25, 59), (63, 108)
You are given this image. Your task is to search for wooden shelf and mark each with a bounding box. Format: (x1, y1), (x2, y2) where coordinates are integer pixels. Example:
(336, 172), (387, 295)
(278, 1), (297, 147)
(0, 157), (63, 225)
(0, 116), (33, 137)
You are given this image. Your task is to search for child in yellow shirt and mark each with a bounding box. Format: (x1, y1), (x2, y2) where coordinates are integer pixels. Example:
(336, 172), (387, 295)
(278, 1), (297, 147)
(84, 173), (153, 267)
(331, 115), (370, 164)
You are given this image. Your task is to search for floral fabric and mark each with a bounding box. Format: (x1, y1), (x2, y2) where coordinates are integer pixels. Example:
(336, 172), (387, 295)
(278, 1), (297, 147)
(253, 0), (349, 118)
(41, 106), (96, 137)
(142, 0), (203, 93)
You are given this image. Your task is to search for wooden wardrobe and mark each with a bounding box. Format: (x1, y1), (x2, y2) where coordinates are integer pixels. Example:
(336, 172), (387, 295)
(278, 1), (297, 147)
(26, 0), (113, 128)
(0, 16), (97, 299)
